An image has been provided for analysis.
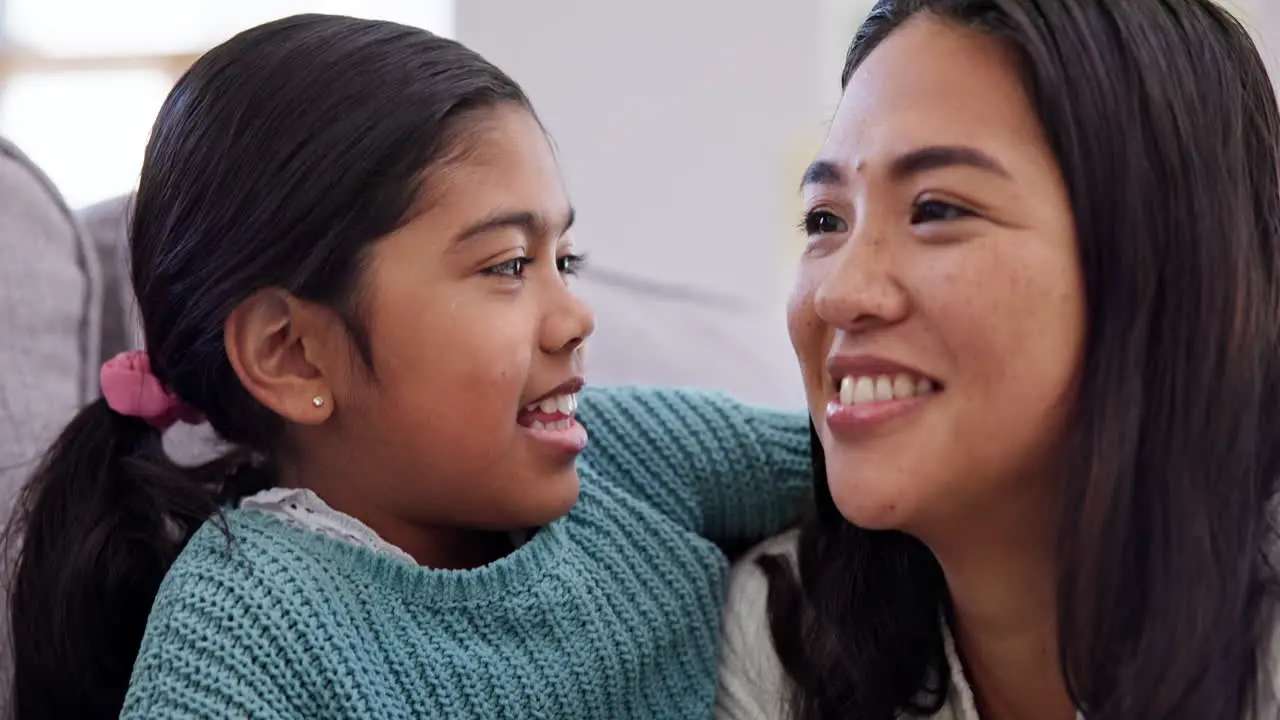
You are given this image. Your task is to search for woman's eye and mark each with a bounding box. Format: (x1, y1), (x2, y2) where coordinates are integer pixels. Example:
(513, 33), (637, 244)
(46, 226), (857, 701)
(485, 257), (531, 278)
(910, 199), (973, 224)
(802, 210), (848, 236)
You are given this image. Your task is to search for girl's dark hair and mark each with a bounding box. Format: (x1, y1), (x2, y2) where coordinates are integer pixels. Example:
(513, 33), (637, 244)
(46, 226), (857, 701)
(4, 14), (529, 719)
(764, 1), (1280, 718)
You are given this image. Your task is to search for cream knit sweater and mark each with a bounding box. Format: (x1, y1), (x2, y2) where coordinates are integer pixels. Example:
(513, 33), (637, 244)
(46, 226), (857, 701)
(716, 531), (1280, 720)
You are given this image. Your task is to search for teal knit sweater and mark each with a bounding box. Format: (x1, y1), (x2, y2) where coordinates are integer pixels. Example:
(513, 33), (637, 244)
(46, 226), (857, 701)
(121, 387), (811, 719)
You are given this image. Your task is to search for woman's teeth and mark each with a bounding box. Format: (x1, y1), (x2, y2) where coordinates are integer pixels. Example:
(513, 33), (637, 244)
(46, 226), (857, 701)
(523, 393), (578, 430)
(837, 374), (936, 405)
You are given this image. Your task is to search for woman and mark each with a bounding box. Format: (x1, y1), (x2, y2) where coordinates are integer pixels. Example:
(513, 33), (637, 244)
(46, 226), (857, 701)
(717, 0), (1280, 718)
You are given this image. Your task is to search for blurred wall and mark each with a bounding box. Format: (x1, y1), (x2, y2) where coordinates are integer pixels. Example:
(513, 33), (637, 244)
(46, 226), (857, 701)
(1236, 0), (1280, 77)
(457, 1), (876, 407)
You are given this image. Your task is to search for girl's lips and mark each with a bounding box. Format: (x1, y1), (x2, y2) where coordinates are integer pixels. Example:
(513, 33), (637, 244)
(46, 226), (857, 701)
(519, 416), (588, 455)
(518, 378), (587, 454)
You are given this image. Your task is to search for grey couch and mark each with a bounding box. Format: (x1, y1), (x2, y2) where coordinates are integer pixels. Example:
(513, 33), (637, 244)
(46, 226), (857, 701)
(0, 139), (100, 497)
(0, 153), (228, 714)
(0, 137), (101, 718)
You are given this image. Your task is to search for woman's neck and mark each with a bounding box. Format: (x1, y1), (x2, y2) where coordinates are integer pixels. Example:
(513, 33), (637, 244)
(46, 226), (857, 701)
(928, 497), (1075, 720)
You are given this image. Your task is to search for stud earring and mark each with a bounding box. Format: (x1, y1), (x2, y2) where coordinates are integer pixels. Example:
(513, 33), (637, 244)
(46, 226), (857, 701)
(312, 396), (325, 408)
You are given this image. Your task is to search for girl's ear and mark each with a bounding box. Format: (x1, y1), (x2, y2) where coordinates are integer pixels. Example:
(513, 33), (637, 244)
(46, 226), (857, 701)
(224, 288), (342, 425)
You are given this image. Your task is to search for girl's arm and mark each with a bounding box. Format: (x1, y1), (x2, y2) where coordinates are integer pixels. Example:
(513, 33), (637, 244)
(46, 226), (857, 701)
(575, 386), (811, 543)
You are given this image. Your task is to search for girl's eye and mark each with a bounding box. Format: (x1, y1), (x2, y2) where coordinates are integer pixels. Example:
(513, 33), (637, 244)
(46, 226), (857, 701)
(557, 253), (587, 276)
(910, 199), (974, 225)
(485, 257), (531, 278)
(801, 210), (848, 237)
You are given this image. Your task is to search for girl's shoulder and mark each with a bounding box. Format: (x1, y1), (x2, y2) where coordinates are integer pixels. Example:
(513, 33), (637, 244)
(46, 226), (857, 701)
(175, 507), (327, 568)
(136, 510), (364, 674)
(124, 511), (347, 716)
(153, 509), (350, 617)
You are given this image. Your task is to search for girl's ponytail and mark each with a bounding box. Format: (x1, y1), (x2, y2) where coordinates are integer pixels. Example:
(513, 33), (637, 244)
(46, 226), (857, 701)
(6, 354), (228, 719)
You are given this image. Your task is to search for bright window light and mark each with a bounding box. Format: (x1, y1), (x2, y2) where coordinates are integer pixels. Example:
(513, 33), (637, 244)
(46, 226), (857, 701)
(0, 0), (454, 207)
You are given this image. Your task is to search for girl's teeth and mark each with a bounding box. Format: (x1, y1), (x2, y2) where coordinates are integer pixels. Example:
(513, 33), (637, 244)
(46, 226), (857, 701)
(525, 393), (579, 415)
(528, 418), (574, 431)
(836, 373), (938, 405)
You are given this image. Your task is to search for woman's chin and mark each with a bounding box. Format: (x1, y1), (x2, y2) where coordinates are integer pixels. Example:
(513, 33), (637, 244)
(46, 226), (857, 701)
(828, 477), (919, 531)
(832, 498), (909, 531)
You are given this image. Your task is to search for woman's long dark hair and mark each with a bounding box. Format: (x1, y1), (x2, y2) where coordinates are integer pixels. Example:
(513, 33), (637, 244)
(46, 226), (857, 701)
(764, 1), (1280, 718)
(4, 15), (529, 719)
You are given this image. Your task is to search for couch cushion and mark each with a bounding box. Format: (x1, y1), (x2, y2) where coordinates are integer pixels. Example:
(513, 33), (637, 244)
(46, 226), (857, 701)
(0, 139), (100, 500)
(79, 194), (137, 361)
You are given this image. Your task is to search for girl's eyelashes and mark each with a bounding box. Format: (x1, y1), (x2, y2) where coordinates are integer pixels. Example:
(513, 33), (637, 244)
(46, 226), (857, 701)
(799, 209), (848, 237)
(482, 252), (589, 280)
(483, 257), (532, 278)
(557, 253), (588, 276)
(910, 198), (976, 225)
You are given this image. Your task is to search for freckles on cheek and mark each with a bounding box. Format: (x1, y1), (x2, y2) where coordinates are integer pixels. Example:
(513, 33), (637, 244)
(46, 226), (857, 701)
(789, 266), (821, 308)
(951, 255), (1075, 396)
(787, 273), (822, 341)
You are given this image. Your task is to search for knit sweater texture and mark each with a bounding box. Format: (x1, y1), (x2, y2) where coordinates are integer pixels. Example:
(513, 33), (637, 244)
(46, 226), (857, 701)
(121, 386), (811, 719)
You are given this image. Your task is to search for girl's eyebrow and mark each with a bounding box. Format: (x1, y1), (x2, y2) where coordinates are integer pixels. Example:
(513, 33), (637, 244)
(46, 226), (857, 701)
(452, 206), (576, 244)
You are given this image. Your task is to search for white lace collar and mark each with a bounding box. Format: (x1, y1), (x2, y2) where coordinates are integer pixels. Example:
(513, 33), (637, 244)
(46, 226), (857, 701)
(240, 486), (420, 564)
(239, 486), (533, 567)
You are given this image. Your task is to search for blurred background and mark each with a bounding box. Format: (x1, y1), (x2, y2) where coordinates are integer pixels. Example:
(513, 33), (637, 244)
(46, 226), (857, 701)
(0, 0), (1277, 409)
(0, 0), (454, 207)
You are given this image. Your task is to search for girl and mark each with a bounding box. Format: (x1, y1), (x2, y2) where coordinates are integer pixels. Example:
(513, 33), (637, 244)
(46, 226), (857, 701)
(7, 14), (811, 719)
(718, 0), (1280, 718)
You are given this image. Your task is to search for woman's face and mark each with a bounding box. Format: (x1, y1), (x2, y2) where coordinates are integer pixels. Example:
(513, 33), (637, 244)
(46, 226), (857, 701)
(789, 16), (1085, 537)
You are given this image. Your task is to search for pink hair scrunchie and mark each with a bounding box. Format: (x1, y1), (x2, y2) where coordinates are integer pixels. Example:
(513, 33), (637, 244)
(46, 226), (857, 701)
(100, 350), (203, 430)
